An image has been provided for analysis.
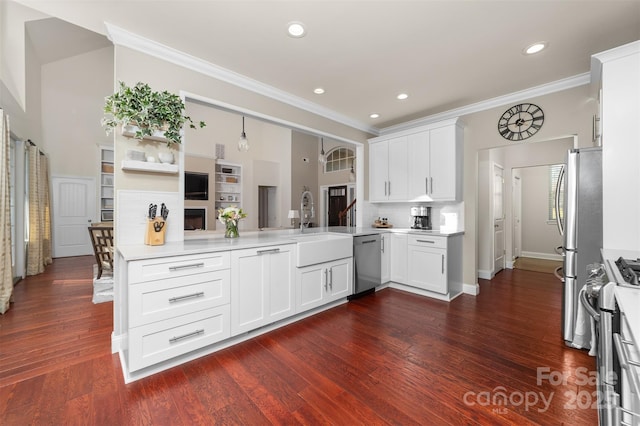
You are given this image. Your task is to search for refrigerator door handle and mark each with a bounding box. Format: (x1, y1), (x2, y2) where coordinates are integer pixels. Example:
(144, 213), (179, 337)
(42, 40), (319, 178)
(554, 265), (564, 282)
(555, 164), (565, 236)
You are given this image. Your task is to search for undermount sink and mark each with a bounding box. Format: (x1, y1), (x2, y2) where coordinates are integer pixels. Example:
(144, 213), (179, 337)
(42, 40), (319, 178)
(291, 233), (352, 267)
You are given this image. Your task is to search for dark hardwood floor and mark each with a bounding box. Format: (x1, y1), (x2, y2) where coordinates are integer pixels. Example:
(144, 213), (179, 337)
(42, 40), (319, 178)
(0, 256), (597, 425)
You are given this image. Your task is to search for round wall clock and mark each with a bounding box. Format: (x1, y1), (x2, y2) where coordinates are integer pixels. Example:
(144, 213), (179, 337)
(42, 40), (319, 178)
(498, 103), (544, 141)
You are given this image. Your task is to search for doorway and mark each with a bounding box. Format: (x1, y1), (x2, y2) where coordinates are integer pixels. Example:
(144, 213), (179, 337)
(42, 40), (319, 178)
(493, 164), (505, 275)
(328, 185), (347, 226)
(476, 136), (575, 279)
(51, 176), (96, 257)
(258, 186), (277, 229)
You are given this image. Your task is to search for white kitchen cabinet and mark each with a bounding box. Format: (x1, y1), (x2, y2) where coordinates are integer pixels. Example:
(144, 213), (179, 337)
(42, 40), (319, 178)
(390, 233), (408, 284)
(297, 257), (353, 312)
(370, 118), (463, 203)
(231, 244), (296, 335)
(381, 233), (390, 283)
(127, 251), (232, 372)
(407, 123), (462, 202)
(407, 235), (447, 294)
(368, 137), (408, 202)
(592, 41), (640, 251)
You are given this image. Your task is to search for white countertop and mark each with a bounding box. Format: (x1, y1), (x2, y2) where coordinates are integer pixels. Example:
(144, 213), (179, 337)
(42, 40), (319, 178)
(118, 226), (464, 261)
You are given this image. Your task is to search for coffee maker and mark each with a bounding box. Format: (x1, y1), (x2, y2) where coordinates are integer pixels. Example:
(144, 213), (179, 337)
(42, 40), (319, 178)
(410, 206), (432, 230)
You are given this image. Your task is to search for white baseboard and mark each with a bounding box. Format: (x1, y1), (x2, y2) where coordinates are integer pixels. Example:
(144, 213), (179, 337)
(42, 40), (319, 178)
(506, 260), (514, 269)
(112, 332), (124, 354)
(463, 282), (479, 296)
(521, 251), (563, 261)
(478, 269), (492, 280)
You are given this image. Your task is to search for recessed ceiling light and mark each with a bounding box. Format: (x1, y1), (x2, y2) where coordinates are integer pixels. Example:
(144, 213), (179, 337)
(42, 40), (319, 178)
(313, 87), (325, 94)
(370, 113), (380, 119)
(524, 42), (547, 55)
(397, 93), (408, 100)
(287, 21), (306, 38)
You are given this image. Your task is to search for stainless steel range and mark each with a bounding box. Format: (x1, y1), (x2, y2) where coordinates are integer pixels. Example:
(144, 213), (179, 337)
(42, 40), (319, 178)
(615, 257), (640, 286)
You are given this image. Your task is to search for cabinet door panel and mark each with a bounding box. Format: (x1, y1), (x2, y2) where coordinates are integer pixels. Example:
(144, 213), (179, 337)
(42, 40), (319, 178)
(369, 142), (389, 201)
(297, 265), (325, 312)
(231, 251), (266, 335)
(328, 258), (352, 301)
(390, 233), (408, 284)
(429, 125), (458, 201)
(268, 247), (296, 322)
(387, 137), (408, 201)
(408, 246), (447, 294)
(407, 131), (430, 199)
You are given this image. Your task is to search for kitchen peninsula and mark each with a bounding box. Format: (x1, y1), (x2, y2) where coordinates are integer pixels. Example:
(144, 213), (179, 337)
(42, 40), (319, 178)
(115, 227), (463, 382)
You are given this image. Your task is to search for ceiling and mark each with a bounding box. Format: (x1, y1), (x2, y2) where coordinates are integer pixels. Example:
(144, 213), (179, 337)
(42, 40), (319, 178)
(18, 0), (640, 131)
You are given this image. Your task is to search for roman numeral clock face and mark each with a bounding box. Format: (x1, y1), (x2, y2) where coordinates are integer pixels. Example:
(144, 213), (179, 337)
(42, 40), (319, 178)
(498, 103), (544, 141)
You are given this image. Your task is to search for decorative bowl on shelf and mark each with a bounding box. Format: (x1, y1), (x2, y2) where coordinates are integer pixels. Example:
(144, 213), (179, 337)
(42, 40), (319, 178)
(158, 152), (174, 164)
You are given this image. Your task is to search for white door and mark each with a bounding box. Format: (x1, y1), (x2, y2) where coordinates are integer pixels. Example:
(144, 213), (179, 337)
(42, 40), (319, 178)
(52, 176), (96, 258)
(512, 174), (522, 259)
(493, 165), (505, 275)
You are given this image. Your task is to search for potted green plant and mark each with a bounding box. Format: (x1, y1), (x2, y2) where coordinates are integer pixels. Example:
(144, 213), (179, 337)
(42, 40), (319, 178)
(101, 81), (205, 145)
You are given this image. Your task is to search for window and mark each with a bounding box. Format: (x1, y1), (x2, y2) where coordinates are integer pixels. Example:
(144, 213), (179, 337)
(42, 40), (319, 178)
(324, 147), (355, 173)
(549, 164), (564, 221)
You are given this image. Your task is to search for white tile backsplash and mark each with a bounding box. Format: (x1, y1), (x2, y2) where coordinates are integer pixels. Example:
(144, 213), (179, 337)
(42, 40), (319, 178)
(363, 201), (464, 231)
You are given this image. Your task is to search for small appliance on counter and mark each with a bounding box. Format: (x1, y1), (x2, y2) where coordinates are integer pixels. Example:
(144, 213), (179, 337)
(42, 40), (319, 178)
(410, 206), (432, 230)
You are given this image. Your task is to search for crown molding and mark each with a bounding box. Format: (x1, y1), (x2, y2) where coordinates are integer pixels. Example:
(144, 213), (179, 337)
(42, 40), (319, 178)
(105, 22), (593, 139)
(104, 23), (378, 135)
(379, 73), (591, 135)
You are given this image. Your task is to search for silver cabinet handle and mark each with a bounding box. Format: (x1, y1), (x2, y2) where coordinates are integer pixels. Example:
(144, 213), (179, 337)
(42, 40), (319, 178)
(416, 240), (435, 244)
(441, 254), (444, 274)
(430, 177), (433, 194)
(169, 291), (205, 303)
(324, 268), (328, 290)
(384, 181), (388, 196)
(329, 267), (333, 289)
(361, 239), (377, 244)
(388, 181), (391, 196)
(381, 236), (385, 253)
(426, 177), (428, 194)
(169, 329), (204, 344)
(257, 248), (280, 255)
(169, 262), (205, 271)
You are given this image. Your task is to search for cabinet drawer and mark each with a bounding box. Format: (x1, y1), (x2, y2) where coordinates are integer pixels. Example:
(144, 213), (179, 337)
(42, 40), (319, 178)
(129, 252), (230, 284)
(129, 270), (230, 327)
(128, 305), (230, 372)
(408, 234), (446, 249)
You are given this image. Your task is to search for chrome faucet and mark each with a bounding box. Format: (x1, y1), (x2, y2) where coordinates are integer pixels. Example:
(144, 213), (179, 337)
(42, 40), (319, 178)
(300, 190), (315, 231)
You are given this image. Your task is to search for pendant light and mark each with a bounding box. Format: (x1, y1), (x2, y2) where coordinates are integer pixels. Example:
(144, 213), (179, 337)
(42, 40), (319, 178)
(318, 137), (327, 165)
(238, 116), (249, 152)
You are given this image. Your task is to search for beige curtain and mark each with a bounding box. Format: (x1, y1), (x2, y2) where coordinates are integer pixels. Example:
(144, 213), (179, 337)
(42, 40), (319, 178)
(0, 110), (14, 314)
(26, 144), (52, 276)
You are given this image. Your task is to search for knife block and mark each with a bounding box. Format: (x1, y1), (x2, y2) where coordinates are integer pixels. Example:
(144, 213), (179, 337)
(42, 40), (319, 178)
(145, 218), (166, 246)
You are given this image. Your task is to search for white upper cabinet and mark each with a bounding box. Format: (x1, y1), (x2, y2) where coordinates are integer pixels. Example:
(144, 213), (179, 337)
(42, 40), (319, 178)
(369, 137), (408, 201)
(370, 118), (463, 203)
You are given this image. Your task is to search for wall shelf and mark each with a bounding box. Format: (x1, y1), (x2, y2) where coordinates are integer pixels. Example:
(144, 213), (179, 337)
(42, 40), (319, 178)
(121, 160), (178, 174)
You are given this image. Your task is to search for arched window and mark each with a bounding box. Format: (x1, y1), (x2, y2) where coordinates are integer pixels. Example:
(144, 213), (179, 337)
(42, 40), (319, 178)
(324, 147), (355, 173)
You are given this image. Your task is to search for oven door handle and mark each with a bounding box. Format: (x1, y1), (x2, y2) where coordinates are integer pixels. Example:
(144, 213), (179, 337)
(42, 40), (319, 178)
(579, 287), (600, 322)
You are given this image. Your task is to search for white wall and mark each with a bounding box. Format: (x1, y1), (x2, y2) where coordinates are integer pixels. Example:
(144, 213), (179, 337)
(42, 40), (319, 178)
(519, 165), (563, 258)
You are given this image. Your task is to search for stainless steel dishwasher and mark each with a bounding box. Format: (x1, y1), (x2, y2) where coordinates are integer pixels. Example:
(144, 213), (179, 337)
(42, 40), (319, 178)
(349, 234), (381, 299)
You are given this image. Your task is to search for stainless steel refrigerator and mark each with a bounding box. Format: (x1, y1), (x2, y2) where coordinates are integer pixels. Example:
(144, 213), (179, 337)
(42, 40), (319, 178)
(555, 147), (603, 349)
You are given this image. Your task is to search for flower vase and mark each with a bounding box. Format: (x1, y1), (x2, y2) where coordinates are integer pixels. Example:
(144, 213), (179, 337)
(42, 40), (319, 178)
(225, 221), (239, 238)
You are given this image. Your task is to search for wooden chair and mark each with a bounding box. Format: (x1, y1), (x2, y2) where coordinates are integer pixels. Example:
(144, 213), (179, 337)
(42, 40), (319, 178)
(88, 225), (114, 279)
